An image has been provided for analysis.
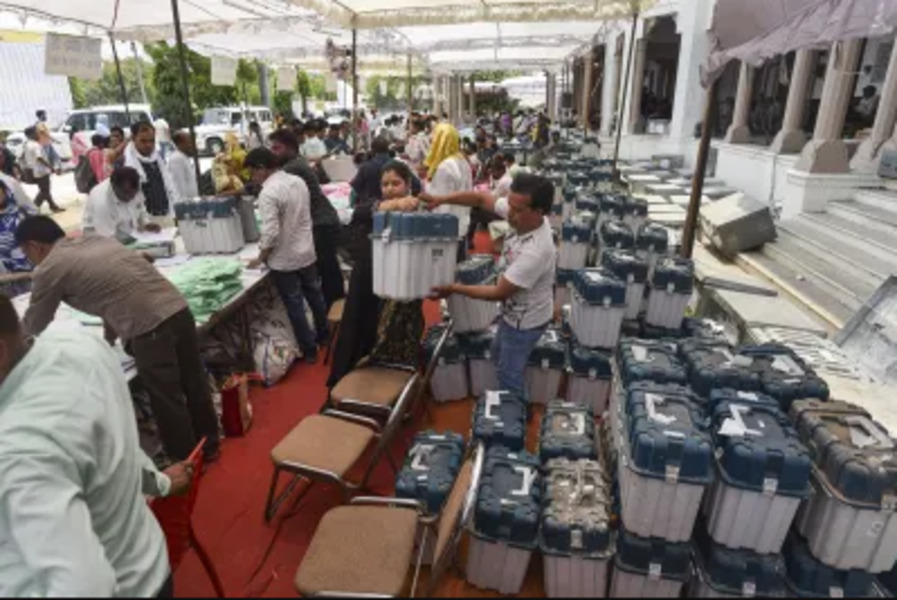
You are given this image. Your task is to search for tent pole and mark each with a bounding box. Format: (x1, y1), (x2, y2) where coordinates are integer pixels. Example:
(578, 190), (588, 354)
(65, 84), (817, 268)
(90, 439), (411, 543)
(407, 52), (413, 119)
(681, 79), (718, 259)
(131, 41), (148, 105)
(170, 0), (202, 187)
(352, 28), (358, 154)
(108, 33), (130, 122)
(612, 11), (638, 182)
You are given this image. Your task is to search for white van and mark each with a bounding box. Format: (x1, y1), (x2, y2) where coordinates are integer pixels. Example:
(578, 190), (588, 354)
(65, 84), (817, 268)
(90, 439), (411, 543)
(195, 106), (274, 155)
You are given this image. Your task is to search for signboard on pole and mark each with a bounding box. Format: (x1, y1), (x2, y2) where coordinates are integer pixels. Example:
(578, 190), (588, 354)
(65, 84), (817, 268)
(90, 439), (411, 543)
(44, 33), (101, 80)
(211, 56), (237, 86)
(379, 80), (388, 96)
(324, 73), (337, 94)
(277, 66), (296, 91)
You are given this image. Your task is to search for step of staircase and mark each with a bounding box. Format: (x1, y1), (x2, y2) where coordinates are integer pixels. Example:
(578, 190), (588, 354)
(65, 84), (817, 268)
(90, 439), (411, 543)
(735, 249), (853, 332)
(800, 211), (897, 260)
(777, 218), (897, 281)
(761, 232), (874, 311)
(827, 199), (897, 239)
(853, 188), (897, 213)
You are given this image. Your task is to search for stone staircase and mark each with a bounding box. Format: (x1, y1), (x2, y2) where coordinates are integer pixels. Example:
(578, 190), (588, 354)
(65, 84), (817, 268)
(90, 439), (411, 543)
(738, 189), (897, 329)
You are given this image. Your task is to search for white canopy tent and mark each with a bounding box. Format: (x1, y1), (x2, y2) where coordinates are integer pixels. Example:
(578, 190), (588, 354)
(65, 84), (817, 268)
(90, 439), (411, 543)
(288, 0), (650, 29)
(703, 0), (897, 84)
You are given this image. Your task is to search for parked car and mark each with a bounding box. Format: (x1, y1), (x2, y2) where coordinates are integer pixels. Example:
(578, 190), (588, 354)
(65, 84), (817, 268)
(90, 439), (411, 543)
(6, 104), (154, 166)
(195, 106), (274, 156)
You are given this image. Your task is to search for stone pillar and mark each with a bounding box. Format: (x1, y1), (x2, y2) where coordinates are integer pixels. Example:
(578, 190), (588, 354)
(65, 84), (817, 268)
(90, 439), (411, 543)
(581, 49), (594, 130)
(796, 38), (863, 173)
(851, 37), (897, 172)
(448, 76), (456, 122)
(469, 75), (476, 121)
(612, 35), (625, 128)
(725, 62), (754, 143)
(669, 0), (713, 142)
(456, 75), (464, 125)
(601, 37), (616, 135)
(628, 37), (648, 134)
(770, 49), (817, 153)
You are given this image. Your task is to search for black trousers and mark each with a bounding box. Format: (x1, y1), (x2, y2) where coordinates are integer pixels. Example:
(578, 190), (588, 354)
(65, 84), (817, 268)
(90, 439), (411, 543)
(129, 308), (220, 461)
(156, 574), (174, 598)
(34, 175), (58, 209)
(313, 223), (346, 310)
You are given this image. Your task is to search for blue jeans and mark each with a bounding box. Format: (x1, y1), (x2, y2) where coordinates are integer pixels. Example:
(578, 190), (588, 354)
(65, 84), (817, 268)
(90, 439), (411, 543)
(270, 265), (329, 356)
(490, 319), (547, 400)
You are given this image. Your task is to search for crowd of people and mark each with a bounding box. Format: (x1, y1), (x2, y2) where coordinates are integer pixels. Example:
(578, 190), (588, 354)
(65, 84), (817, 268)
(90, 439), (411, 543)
(0, 101), (564, 596)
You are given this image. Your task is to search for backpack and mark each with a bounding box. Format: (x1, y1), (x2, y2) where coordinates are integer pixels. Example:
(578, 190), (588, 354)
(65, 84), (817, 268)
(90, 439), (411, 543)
(74, 152), (98, 194)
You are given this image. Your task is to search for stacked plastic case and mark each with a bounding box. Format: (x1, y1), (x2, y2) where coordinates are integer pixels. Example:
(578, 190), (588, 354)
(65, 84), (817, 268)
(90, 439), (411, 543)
(737, 344), (830, 409)
(562, 186), (578, 220)
(395, 430), (465, 513)
(615, 382), (713, 541)
(609, 528), (692, 597)
(690, 523), (788, 598)
(539, 401), (596, 462)
(447, 254), (499, 333)
(645, 257), (694, 330)
(597, 220), (635, 263)
(371, 211), (459, 300)
(569, 267), (627, 349)
(597, 194), (625, 231)
(555, 268), (575, 308)
(566, 340), (613, 413)
(525, 328), (567, 405)
(395, 431), (465, 564)
(541, 458), (613, 597)
(635, 222), (670, 275)
(703, 399), (812, 553)
(457, 327), (498, 397)
(466, 446), (541, 594)
(471, 390), (527, 451)
(575, 194), (600, 216)
(175, 197), (246, 255)
(559, 221), (593, 270)
(617, 339), (688, 389)
(622, 197), (648, 232)
(423, 326), (468, 402)
(783, 531), (880, 598)
(602, 249), (649, 320)
(680, 339), (762, 397)
(791, 399), (897, 573)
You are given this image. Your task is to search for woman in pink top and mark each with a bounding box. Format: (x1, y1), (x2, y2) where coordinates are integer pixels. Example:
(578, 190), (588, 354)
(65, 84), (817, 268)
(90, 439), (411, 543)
(87, 134), (111, 182)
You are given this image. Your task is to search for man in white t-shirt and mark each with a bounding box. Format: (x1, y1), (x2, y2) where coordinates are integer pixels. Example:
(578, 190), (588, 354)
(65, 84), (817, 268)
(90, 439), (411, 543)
(424, 172), (556, 399)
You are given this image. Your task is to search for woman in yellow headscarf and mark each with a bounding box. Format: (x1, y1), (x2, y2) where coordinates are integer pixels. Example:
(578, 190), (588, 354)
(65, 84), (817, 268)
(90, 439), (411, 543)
(424, 123), (474, 257)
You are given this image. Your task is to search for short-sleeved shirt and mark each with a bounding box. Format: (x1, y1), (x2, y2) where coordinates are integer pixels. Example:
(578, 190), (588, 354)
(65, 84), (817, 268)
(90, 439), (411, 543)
(494, 197), (556, 330)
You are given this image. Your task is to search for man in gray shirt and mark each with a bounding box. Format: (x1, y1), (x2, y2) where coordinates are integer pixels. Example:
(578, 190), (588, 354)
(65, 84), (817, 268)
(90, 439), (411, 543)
(425, 173), (557, 400)
(268, 128), (345, 310)
(16, 216), (219, 464)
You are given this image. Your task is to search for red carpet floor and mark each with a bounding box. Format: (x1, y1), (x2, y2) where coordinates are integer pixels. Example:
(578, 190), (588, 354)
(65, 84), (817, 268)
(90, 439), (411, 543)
(174, 231), (548, 597)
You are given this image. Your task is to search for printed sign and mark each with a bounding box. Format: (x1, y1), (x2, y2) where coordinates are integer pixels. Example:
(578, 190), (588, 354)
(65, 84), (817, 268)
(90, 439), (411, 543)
(211, 55), (237, 86)
(44, 33), (101, 80)
(276, 66), (296, 92)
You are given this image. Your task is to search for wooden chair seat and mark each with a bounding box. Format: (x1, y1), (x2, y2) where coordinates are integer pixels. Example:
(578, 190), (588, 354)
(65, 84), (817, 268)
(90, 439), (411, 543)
(295, 505), (418, 597)
(330, 366), (415, 408)
(271, 415), (374, 478)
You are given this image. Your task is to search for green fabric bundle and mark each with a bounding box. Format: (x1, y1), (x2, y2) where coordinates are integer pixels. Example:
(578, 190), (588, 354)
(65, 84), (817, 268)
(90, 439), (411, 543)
(167, 258), (244, 322)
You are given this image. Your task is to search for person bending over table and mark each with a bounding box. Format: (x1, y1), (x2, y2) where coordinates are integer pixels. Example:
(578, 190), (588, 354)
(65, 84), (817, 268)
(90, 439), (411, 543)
(15, 216), (220, 464)
(82, 166), (161, 244)
(0, 295), (194, 597)
(245, 148), (329, 364)
(423, 173), (556, 400)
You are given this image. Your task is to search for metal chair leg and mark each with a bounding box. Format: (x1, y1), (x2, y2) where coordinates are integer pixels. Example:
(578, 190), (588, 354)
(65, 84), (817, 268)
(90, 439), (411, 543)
(190, 524), (227, 597)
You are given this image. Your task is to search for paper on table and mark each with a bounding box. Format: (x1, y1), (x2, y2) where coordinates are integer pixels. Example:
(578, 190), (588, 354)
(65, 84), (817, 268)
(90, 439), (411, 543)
(132, 227), (178, 245)
(154, 254), (193, 269)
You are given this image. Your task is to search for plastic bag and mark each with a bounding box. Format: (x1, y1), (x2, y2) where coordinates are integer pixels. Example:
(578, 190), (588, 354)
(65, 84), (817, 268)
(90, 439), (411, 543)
(254, 332), (298, 387)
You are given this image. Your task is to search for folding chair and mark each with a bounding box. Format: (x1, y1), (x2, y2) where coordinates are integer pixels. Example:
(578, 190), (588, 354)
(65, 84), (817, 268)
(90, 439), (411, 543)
(293, 442), (486, 598)
(149, 438), (226, 597)
(329, 320), (454, 425)
(264, 372), (419, 522)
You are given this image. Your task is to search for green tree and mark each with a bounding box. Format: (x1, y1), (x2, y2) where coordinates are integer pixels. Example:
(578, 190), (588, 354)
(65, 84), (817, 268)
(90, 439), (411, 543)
(68, 77), (87, 109)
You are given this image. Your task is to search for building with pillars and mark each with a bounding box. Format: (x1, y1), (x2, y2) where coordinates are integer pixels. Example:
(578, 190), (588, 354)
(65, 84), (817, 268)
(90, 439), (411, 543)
(569, 0), (896, 218)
